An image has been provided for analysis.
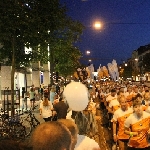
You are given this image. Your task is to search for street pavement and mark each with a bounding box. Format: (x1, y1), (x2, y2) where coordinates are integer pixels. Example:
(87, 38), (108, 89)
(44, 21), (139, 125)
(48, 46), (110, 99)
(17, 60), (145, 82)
(21, 100), (45, 124)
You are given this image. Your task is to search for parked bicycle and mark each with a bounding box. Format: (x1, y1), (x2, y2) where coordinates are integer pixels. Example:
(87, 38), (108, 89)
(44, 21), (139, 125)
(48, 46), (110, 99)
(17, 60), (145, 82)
(0, 109), (26, 140)
(0, 105), (40, 140)
(20, 105), (40, 137)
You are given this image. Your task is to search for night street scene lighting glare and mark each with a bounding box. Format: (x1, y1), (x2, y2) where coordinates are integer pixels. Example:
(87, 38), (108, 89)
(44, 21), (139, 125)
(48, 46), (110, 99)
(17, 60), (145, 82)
(86, 50), (90, 55)
(93, 21), (102, 30)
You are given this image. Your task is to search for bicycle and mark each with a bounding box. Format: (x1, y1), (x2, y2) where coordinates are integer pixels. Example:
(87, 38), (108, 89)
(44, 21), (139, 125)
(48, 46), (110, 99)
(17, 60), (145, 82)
(0, 110), (10, 140)
(0, 109), (26, 140)
(20, 105), (40, 137)
(0, 106), (40, 140)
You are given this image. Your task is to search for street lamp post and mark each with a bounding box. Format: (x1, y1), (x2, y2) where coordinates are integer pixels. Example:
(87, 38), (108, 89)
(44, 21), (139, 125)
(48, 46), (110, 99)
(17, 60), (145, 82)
(0, 63), (1, 101)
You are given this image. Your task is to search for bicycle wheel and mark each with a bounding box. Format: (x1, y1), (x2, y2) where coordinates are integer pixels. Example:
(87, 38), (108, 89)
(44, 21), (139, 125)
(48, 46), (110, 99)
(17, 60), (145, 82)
(31, 115), (40, 128)
(21, 118), (32, 137)
(14, 123), (26, 140)
(7, 123), (25, 140)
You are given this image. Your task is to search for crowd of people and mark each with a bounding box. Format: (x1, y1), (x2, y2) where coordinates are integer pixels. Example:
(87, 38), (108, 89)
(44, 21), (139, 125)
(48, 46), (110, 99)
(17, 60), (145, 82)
(94, 81), (150, 150)
(37, 83), (100, 150)
(2, 80), (150, 150)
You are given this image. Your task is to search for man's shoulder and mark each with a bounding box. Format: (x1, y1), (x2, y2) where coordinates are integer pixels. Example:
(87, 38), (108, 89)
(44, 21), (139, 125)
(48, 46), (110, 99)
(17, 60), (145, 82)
(75, 135), (100, 150)
(114, 108), (121, 114)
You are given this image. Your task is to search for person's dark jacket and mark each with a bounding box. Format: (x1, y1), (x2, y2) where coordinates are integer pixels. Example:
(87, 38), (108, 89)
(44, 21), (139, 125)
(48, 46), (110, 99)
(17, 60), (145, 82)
(53, 99), (69, 119)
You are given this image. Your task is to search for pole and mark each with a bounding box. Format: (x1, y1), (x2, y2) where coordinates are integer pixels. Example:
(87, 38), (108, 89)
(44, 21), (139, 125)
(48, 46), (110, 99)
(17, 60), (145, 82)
(0, 63), (1, 101)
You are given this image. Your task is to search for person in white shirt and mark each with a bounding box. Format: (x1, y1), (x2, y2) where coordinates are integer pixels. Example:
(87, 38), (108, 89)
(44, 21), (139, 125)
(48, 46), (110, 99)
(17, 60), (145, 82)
(124, 86), (134, 107)
(105, 89), (117, 129)
(75, 111), (100, 150)
(142, 85), (149, 97)
(105, 89), (117, 104)
(142, 90), (150, 111)
(39, 94), (53, 122)
(132, 86), (139, 97)
(75, 134), (100, 150)
(112, 96), (133, 150)
(108, 98), (120, 114)
(124, 100), (150, 149)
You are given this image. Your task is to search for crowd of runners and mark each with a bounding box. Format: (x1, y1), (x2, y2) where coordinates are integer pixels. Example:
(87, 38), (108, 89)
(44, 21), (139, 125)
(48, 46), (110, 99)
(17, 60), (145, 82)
(88, 80), (150, 150)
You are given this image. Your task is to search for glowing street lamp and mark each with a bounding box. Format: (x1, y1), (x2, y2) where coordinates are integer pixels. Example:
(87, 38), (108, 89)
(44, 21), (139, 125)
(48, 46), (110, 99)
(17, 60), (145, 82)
(93, 21), (102, 30)
(86, 50), (91, 55)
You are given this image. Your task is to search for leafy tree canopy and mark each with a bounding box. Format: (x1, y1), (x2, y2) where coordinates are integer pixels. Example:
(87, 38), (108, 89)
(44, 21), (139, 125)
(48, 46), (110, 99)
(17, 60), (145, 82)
(0, 0), (84, 115)
(0, 0), (84, 70)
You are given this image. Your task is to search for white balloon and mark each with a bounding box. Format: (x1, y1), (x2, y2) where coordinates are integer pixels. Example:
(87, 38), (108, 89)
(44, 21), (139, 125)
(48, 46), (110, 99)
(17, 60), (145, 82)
(63, 82), (89, 111)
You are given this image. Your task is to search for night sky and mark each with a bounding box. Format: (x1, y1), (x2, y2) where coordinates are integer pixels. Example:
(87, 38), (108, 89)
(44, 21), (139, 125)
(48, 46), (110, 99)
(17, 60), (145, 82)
(60, 0), (150, 69)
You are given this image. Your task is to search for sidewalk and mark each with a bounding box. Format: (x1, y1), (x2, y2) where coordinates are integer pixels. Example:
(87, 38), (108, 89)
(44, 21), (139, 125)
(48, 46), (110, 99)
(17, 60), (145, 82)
(21, 100), (45, 124)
